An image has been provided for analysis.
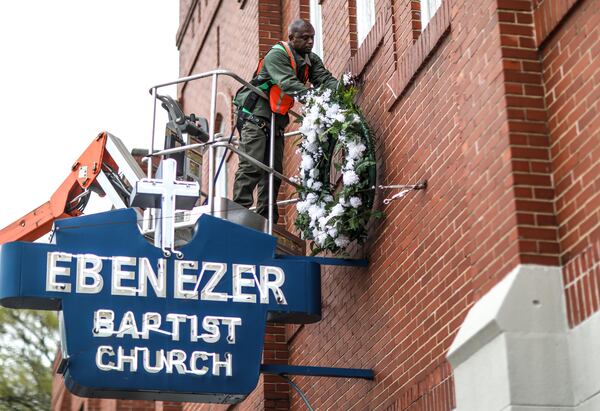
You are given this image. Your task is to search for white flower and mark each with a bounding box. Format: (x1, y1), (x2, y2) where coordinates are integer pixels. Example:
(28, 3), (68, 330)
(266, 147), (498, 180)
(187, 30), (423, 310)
(318, 216), (330, 227)
(306, 193), (318, 204)
(303, 140), (319, 154)
(342, 72), (353, 86)
(339, 196), (348, 206)
(335, 112), (346, 123)
(301, 155), (314, 171)
(323, 195), (334, 203)
(352, 114), (361, 123)
(347, 142), (366, 160)
(325, 103), (340, 121)
(330, 203), (345, 218)
(350, 197), (362, 208)
(308, 204), (325, 220)
(327, 227), (339, 238)
(311, 181), (323, 191)
(303, 129), (317, 143)
(296, 200), (310, 213)
(343, 169), (360, 186)
(334, 235), (350, 248)
(344, 159), (355, 170)
(309, 168), (319, 179)
(315, 231), (329, 247)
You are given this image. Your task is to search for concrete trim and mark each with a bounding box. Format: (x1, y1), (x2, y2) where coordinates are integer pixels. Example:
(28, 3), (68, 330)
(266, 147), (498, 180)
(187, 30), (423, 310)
(448, 264), (600, 411)
(447, 264), (567, 366)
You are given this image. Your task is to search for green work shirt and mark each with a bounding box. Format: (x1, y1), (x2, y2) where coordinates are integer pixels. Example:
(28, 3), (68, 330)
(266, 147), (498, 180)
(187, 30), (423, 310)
(236, 42), (338, 128)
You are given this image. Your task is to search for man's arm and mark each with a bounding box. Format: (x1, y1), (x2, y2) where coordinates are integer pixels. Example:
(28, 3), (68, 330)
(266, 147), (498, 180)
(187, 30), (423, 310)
(308, 53), (338, 89)
(263, 49), (309, 98)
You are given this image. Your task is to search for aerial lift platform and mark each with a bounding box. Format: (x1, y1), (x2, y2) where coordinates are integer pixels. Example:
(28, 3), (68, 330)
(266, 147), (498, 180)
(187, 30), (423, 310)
(0, 70), (306, 257)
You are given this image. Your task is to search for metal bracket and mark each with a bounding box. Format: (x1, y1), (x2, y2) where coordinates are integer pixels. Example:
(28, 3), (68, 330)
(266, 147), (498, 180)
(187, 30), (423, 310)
(378, 179), (428, 204)
(275, 254), (369, 267)
(260, 364), (374, 380)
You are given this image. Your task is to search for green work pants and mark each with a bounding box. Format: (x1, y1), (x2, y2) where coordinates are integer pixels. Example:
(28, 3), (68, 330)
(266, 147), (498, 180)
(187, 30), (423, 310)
(232, 121), (284, 223)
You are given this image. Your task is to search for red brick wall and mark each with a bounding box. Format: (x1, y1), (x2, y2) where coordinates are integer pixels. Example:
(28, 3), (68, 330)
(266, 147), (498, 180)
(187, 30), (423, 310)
(284, 0), (507, 407)
(539, 0), (600, 326)
(51, 0), (599, 409)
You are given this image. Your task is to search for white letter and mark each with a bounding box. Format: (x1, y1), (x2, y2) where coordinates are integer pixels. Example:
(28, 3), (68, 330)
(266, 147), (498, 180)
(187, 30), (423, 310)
(46, 252), (72, 293)
(111, 256), (137, 296)
(76, 254), (103, 294)
(166, 313), (187, 341)
(142, 348), (165, 373)
(117, 346), (138, 372)
(96, 345), (115, 371)
(93, 309), (115, 337)
(201, 262), (228, 302)
(232, 264), (257, 303)
(138, 258), (166, 298)
(201, 316), (220, 343)
(141, 312), (161, 339)
(189, 315), (199, 342)
(116, 311), (140, 339)
(174, 260), (198, 299)
(212, 353), (232, 376)
(221, 317), (242, 344)
(165, 349), (187, 374)
(259, 266), (287, 304)
(189, 351), (209, 375)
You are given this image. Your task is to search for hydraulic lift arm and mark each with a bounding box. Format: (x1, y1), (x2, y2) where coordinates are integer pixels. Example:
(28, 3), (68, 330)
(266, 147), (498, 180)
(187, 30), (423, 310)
(0, 132), (145, 244)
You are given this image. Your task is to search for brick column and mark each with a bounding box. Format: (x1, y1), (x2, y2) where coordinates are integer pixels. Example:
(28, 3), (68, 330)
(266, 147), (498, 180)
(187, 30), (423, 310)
(497, 0), (560, 265)
(262, 323), (290, 410)
(258, 0), (283, 58)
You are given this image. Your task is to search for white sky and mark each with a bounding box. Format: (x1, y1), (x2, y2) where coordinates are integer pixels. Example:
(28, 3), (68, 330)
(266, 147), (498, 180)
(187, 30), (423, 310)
(0, 1), (179, 230)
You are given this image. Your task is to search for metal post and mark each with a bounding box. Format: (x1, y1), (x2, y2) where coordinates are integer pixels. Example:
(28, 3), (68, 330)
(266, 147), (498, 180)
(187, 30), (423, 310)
(149, 87), (158, 178)
(207, 73), (218, 215)
(268, 113), (275, 235)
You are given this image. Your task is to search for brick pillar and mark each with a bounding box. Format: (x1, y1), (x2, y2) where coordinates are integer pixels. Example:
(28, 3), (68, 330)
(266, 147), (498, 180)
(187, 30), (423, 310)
(497, 0), (560, 265)
(258, 0), (283, 58)
(262, 323), (290, 410)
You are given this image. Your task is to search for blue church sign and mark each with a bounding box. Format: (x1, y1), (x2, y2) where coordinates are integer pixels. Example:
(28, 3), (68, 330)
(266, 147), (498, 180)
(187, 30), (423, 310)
(0, 208), (323, 402)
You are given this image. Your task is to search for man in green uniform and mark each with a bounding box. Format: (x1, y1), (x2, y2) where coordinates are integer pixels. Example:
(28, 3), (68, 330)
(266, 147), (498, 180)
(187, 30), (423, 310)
(233, 19), (337, 223)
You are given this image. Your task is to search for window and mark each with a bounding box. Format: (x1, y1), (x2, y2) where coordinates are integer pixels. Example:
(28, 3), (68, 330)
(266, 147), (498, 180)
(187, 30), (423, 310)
(356, 0), (376, 46)
(421, 0), (442, 29)
(310, 0), (324, 58)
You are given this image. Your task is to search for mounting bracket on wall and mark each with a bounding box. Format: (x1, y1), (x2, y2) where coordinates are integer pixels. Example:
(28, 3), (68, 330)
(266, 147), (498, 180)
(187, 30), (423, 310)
(378, 180), (428, 204)
(261, 364), (374, 411)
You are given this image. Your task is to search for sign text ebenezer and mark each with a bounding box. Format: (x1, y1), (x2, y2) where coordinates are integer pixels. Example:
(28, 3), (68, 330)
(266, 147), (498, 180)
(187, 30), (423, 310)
(46, 251), (288, 377)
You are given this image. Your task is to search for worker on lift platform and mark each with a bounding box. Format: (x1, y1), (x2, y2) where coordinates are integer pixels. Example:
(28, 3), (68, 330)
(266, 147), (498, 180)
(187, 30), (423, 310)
(233, 19), (338, 224)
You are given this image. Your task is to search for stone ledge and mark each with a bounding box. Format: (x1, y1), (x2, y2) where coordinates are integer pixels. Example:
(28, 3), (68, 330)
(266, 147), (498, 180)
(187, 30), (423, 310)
(448, 264), (600, 411)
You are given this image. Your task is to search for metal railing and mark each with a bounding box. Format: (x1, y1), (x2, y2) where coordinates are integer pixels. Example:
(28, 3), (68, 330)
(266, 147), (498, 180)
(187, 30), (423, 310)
(147, 69), (302, 234)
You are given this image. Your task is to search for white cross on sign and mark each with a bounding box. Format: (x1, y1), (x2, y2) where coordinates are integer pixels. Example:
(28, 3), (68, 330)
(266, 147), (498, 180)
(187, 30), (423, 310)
(130, 158), (199, 256)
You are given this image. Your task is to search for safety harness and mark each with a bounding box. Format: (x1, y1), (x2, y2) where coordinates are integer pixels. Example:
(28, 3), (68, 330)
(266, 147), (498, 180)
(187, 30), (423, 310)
(236, 41), (310, 134)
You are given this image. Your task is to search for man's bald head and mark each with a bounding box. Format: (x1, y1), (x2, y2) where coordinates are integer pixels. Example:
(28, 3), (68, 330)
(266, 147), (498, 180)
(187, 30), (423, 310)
(288, 19), (312, 37)
(288, 19), (315, 54)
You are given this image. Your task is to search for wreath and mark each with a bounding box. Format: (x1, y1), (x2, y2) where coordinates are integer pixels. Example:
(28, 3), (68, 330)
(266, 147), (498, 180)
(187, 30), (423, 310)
(294, 74), (381, 255)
